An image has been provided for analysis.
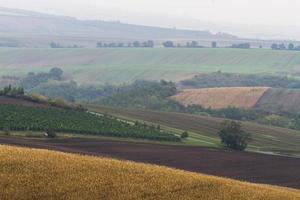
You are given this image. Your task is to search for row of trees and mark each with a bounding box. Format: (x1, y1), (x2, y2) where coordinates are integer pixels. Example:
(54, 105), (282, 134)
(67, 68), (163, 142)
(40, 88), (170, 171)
(162, 41), (218, 48)
(96, 40), (154, 48)
(50, 42), (82, 48)
(271, 43), (300, 51)
(0, 85), (24, 96)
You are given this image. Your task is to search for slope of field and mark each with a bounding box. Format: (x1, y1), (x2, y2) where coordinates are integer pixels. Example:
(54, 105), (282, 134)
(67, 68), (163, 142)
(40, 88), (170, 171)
(1, 137), (300, 189)
(256, 88), (300, 114)
(171, 87), (269, 109)
(0, 98), (179, 142)
(87, 105), (300, 156)
(1, 145), (299, 199)
(0, 96), (49, 108)
(1, 48), (300, 84)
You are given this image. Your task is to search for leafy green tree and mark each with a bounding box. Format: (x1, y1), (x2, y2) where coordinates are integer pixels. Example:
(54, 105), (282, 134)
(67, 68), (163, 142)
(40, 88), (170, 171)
(218, 120), (251, 151)
(181, 131), (189, 139)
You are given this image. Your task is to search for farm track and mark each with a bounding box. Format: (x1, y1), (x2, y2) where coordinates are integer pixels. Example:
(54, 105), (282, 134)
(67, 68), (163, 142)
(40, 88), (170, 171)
(1, 136), (300, 189)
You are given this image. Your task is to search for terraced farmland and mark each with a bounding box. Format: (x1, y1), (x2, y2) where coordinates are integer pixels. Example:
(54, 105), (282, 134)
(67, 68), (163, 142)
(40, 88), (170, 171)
(1, 145), (299, 199)
(1, 48), (300, 84)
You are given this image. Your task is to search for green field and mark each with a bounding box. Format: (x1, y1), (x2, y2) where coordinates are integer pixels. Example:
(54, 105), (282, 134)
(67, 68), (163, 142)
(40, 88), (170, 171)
(87, 105), (300, 157)
(1, 48), (300, 84)
(0, 103), (180, 142)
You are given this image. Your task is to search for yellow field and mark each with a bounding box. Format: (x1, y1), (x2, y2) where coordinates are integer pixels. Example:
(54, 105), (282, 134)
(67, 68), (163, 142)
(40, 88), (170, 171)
(0, 145), (299, 200)
(171, 87), (269, 109)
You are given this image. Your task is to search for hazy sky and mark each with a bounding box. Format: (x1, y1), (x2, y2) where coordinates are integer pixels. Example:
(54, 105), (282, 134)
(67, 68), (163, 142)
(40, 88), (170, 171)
(1, 0), (300, 39)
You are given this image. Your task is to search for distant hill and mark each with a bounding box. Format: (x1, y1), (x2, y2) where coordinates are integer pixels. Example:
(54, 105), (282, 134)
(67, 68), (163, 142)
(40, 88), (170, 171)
(0, 7), (238, 47)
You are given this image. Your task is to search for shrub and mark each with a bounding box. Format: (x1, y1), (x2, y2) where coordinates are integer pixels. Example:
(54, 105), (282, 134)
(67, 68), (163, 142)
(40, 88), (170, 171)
(218, 120), (251, 151)
(181, 131), (189, 139)
(45, 129), (57, 138)
(2, 128), (10, 136)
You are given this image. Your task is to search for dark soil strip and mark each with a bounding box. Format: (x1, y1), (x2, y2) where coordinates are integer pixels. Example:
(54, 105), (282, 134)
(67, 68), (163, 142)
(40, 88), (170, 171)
(1, 136), (300, 189)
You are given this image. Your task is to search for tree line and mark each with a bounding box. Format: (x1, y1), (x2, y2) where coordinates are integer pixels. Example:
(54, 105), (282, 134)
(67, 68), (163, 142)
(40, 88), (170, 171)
(96, 40), (154, 48)
(271, 43), (300, 51)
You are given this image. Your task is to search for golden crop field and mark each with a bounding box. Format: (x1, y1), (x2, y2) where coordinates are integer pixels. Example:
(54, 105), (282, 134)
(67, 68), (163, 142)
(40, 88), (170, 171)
(0, 145), (299, 200)
(171, 87), (269, 109)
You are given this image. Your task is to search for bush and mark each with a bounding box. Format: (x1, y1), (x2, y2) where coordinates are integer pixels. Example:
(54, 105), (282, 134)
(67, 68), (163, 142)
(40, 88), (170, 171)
(2, 128), (10, 136)
(45, 129), (57, 138)
(218, 120), (251, 151)
(181, 131), (189, 139)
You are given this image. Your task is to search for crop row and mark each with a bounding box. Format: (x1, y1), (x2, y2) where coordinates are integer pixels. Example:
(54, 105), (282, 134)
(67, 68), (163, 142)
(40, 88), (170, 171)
(0, 104), (180, 142)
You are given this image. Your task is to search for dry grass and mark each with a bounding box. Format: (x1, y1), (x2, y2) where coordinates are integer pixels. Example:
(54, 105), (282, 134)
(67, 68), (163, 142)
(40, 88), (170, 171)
(0, 145), (299, 200)
(171, 87), (269, 109)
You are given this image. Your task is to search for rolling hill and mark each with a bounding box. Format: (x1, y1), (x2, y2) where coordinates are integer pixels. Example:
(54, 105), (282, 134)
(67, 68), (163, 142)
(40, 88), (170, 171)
(171, 87), (269, 109)
(1, 145), (299, 199)
(0, 95), (179, 142)
(0, 7), (237, 48)
(1, 48), (300, 85)
(171, 87), (300, 114)
(87, 105), (300, 157)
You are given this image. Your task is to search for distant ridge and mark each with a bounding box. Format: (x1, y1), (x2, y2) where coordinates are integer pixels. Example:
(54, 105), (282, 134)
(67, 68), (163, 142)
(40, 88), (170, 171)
(0, 7), (239, 47)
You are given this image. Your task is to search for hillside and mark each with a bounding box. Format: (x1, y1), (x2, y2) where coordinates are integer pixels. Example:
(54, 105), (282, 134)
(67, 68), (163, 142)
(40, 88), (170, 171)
(171, 87), (300, 114)
(88, 105), (300, 156)
(1, 48), (300, 84)
(0, 95), (179, 142)
(0, 7), (237, 48)
(255, 88), (300, 114)
(1, 145), (299, 199)
(171, 87), (269, 109)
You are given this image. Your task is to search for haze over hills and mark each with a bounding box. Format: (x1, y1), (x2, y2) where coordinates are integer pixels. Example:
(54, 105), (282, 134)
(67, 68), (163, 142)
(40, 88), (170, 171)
(0, 7), (241, 48)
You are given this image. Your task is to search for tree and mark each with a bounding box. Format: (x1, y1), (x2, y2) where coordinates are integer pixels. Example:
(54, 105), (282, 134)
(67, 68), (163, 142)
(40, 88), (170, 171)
(212, 41), (217, 48)
(231, 43), (250, 49)
(162, 41), (174, 48)
(279, 43), (286, 50)
(147, 40), (154, 48)
(181, 131), (189, 139)
(218, 120), (251, 151)
(288, 43), (295, 50)
(190, 41), (198, 48)
(45, 129), (57, 138)
(50, 42), (62, 48)
(96, 42), (102, 48)
(49, 67), (63, 80)
(271, 43), (278, 50)
(133, 41), (140, 48)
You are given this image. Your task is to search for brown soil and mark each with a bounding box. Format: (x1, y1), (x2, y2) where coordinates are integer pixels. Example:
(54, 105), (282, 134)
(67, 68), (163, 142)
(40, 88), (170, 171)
(1, 136), (300, 189)
(0, 96), (49, 108)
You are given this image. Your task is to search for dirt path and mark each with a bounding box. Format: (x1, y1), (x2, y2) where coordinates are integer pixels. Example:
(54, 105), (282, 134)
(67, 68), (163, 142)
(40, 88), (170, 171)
(1, 136), (300, 189)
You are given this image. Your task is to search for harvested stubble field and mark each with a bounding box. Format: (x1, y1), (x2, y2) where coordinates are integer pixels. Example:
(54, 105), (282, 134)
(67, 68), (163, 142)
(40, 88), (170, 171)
(171, 87), (269, 109)
(0, 144), (299, 200)
(87, 105), (300, 156)
(1, 136), (300, 189)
